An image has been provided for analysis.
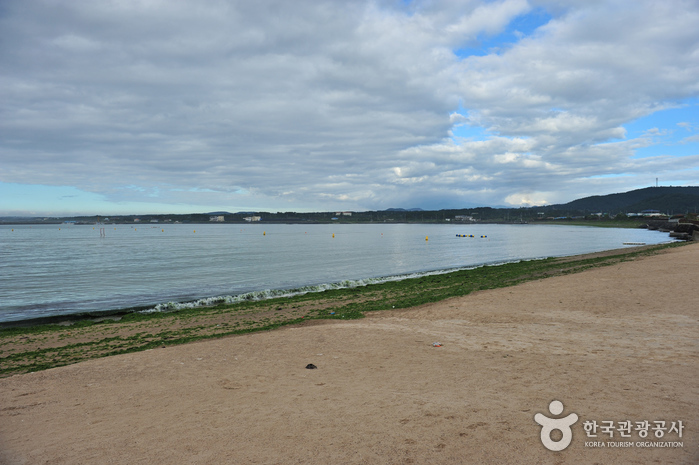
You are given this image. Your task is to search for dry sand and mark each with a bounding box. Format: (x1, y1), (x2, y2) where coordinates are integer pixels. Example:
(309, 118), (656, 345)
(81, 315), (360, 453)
(1, 243), (697, 464)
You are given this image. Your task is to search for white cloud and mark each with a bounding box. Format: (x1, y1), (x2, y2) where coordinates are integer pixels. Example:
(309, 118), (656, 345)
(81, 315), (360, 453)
(0, 0), (698, 214)
(505, 192), (551, 206)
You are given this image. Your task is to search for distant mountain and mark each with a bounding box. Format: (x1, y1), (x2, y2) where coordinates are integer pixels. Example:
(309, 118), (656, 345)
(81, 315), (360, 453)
(542, 186), (699, 213)
(205, 211), (232, 215)
(385, 208), (425, 212)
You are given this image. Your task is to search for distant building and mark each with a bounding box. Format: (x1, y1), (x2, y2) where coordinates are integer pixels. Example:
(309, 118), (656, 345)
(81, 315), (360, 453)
(335, 212), (353, 216)
(244, 216), (261, 222)
(210, 216), (225, 222)
(668, 214), (684, 224)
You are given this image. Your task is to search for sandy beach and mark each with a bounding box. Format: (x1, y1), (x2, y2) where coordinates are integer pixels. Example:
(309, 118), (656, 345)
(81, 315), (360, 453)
(1, 243), (697, 464)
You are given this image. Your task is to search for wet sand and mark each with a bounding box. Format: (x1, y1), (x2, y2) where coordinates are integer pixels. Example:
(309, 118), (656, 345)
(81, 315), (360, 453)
(1, 243), (697, 464)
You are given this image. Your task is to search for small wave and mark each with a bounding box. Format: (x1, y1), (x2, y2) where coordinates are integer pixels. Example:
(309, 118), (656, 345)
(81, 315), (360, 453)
(139, 263), (512, 315)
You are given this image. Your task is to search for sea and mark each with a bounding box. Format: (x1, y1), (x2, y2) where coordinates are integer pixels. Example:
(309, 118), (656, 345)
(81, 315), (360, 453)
(0, 223), (673, 324)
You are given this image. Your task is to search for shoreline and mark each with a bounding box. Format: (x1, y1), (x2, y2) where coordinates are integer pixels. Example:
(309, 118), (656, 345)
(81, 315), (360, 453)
(0, 236), (678, 329)
(0, 241), (688, 378)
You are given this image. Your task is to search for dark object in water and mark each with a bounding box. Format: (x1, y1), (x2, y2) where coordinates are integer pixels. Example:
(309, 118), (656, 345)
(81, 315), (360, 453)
(305, 363), (317, 369)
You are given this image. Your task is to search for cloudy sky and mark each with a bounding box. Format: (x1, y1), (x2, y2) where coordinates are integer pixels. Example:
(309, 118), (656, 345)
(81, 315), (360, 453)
(1, 0), (698, 215)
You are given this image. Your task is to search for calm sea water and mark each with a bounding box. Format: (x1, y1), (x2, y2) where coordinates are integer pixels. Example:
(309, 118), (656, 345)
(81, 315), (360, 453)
(0, 223), (672, 323)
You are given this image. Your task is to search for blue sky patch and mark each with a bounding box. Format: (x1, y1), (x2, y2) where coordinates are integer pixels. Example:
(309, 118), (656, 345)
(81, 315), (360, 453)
(623, 98), (699, 159)
(454, 7), (552, 58)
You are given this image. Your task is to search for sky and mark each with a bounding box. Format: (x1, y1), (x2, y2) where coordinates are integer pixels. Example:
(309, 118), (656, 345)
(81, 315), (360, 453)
(1, 0), (698, 216)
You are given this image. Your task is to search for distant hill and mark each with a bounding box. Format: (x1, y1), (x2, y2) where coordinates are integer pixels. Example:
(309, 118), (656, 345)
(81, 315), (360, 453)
(2, 187), (697, 225)
(542, 186), (699, 214)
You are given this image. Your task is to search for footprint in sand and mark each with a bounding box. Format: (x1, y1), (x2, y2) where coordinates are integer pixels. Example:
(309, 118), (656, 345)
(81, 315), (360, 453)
(217, 379), (242, 390)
